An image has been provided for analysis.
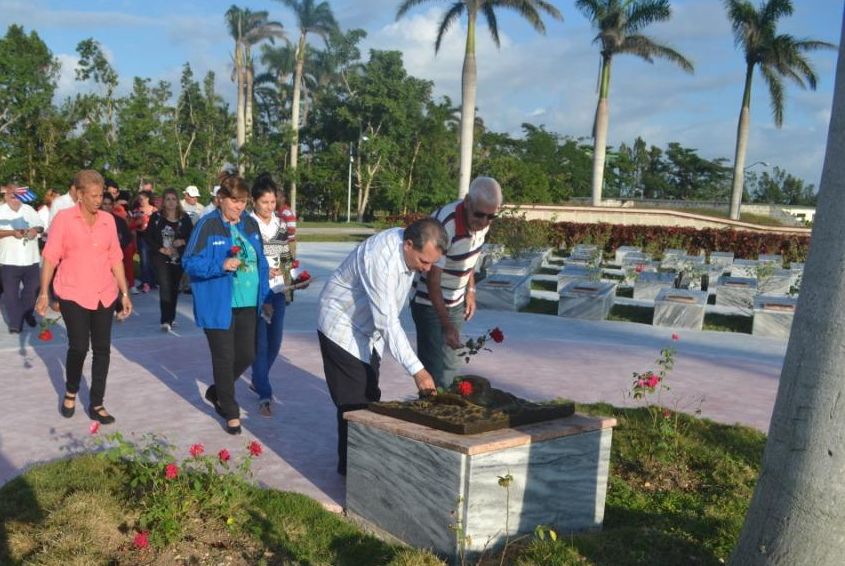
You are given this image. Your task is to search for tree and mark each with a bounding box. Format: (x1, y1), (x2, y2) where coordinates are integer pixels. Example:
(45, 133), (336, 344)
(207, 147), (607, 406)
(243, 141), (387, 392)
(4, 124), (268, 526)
(396, 0), (562, 199)
(576, 0), (693, 207)
(225, 5), (285, 162)
(730, 15), (845, 563)
(275, 0), (338, 214)
(725, 0), (835, 219)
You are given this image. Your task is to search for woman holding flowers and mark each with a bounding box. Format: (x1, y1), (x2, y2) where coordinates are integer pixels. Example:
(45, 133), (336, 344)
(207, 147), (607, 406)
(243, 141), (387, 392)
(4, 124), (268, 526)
(182, 174), (271, 435)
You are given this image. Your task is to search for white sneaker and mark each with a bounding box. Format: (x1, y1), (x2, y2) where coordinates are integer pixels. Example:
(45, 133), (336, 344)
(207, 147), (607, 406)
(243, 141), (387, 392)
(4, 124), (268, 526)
(160, 323), (171, 333)
(130, 287), (140, 295)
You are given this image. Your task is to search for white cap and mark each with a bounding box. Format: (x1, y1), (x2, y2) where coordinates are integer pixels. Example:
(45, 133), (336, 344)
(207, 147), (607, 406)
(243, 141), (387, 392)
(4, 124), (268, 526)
(211, 185), (221, 196)
(184, 185), (200, 197)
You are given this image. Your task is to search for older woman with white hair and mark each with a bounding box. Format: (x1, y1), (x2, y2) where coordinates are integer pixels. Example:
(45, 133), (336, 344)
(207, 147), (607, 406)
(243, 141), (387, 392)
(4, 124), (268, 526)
(410, 176), (503, 389)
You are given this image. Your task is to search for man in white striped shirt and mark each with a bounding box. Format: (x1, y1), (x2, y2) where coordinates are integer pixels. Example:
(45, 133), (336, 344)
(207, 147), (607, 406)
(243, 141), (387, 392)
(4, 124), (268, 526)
(317, 217), (448, 475)
(411, 177), (503, 389)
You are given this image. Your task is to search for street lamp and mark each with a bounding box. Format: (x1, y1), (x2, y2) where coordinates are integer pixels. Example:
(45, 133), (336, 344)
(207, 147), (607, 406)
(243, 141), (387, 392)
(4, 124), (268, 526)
(744, 160), (770, 171)
(346, 135), (368, 223)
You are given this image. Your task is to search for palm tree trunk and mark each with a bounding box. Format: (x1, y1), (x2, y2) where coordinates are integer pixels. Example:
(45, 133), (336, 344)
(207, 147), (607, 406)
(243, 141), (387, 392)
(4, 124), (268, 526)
(235, 42), (246, 153)
(289, 33), (307, 214)
(245, 58), (254, 142)
(457, 10), (478, 199)
(591, 55), (612, 207)
(729, 64), (755, 220)
(730, 26), (845, 564)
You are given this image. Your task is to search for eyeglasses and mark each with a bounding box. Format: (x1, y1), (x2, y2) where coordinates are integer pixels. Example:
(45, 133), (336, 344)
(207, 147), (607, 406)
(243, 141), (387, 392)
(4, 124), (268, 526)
(473, 211), (498, 221)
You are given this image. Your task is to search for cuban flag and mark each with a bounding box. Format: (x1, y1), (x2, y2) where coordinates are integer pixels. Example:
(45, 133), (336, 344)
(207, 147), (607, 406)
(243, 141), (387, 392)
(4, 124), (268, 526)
(13, 186), (37, 204)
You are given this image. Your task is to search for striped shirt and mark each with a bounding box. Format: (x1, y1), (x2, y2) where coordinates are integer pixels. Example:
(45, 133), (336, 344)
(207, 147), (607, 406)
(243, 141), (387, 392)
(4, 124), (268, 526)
(317, 228), (423, 375)
(412, 200), (489, 307)
(276, 205), (296, 241)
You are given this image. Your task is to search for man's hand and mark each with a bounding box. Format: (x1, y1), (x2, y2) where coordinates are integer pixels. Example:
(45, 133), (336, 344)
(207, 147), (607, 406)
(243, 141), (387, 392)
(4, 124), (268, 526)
(464, 292), (477, 321)
(443, 322), (462, 349)
(25, 228), (39, 239)
(12, 229), (24, 239)
(412, 369), (436, 393)
(262, 303), (274, 320)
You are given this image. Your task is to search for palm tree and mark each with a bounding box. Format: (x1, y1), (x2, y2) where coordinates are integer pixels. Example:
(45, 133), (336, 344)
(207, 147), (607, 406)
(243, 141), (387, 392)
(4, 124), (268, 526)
(225, 6), (286, 155)
(275, 0), (338, 214)
(576, 0), (693, 207)
(725, 0), (835, 219)
(396, 0), (562, 199)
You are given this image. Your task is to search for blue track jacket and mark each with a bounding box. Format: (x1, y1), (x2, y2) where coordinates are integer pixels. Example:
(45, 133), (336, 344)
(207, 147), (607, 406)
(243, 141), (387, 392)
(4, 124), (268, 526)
(182, 209), (271, 329)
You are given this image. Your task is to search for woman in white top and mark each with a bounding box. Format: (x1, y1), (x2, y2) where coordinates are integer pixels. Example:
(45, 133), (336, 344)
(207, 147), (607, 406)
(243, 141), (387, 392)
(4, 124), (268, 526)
(248, 174), (292, 417)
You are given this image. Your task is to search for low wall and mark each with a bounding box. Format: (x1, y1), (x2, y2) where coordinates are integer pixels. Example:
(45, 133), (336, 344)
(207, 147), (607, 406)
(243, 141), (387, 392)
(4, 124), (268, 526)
(503, 204), (812, 236)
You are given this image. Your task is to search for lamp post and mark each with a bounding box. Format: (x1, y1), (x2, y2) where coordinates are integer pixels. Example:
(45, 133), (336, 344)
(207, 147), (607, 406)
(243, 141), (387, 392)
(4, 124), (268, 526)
(744, 160), (770, 171)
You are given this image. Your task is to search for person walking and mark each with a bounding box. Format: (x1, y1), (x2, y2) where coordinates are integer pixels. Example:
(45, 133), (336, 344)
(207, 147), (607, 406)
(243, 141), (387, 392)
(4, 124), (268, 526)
(317, 217), (445, 474)
(0, 185), (45, 333)
(35, 170), (133, 424)
(130, 190), (157, 293)
(182, 174), (271, 435)
(147, 188), (193, 332)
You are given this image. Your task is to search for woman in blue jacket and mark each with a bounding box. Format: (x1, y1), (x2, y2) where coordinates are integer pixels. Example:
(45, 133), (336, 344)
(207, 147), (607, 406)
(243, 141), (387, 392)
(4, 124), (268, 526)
(182, 174), (271, 435)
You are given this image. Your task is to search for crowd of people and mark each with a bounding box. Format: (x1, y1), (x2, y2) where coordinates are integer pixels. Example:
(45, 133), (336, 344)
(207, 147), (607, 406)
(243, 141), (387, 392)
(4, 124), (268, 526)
(0, 171), (502, 475)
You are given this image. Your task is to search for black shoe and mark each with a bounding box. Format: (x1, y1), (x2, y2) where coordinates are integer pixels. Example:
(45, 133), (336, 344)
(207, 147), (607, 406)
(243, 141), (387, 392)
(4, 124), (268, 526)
(225, 421), (242, 435)
(60, 393), (76, 418)
(337, 463), (347, 476)
(24, 313), (36, 327)
(204, 384), (217, 404)
(8, 327), (20, 334)
(88, 406), (116, 425)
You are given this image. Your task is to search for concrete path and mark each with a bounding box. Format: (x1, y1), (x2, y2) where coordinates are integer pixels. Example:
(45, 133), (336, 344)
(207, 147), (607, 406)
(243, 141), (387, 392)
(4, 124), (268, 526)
(0, 243), (786, 512)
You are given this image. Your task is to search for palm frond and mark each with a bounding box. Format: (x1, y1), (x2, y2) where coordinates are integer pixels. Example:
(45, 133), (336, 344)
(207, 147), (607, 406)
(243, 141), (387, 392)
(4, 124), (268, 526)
(760, 63), (785, 126)
(625, 0), (672, 35)
(396, 0), (435, 21)
(760, 0), (793, 27)
(724, 0), (758, 49)
(619, 35), (694, 72)
(482, 4), (501, 48)
(575, 0), (603, 21)
(435, 2), (465, 53)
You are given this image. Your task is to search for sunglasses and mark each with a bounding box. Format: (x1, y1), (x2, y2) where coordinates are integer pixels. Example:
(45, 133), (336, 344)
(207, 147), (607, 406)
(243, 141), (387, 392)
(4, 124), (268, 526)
(472, 211), (498, 220)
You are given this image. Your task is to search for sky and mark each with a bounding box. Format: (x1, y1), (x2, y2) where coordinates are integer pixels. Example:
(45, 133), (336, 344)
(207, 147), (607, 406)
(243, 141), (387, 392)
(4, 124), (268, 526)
(1, 0), (841, 188)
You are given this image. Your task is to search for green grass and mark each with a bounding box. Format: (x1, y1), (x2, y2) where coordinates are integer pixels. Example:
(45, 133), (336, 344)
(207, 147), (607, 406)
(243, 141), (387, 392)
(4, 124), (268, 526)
(0, 406), (765, 565)
(676, 207), (788, 227)
(609, 304), (654, 325)
(704, 314), (753, 333)
(298, 220), (376, 229)
(531, 280), (558, 292)
(297, 232), (371, 243)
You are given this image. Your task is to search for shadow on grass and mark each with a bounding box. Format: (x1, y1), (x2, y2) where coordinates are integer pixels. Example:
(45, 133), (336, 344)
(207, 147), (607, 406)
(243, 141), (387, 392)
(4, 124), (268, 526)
(703, 313), (752, 333)
(0, 454), (42, 565)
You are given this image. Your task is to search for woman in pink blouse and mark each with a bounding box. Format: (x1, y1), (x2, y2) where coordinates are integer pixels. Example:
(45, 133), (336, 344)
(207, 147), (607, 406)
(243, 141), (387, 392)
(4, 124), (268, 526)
(35, 170), (133, 424)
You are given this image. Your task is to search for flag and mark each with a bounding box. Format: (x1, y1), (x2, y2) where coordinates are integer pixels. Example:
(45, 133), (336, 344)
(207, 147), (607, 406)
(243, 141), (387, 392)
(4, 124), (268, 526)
(13, 187), (37, 204)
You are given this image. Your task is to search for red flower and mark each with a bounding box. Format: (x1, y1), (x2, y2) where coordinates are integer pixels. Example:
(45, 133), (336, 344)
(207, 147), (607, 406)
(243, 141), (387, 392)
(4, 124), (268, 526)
(457, 380), (473, 397)
(634, 263), (645, 273)
(189, 443), (204, 457)
(89, 421), (100, 435)
(291, 259), (300, 268)
(164, 463), (179, 480)
(248, 440), (263, 457)
(218, 449), (231, 463)
(672, 333), (680, 341)
(229, 245), (241, 256)
(662, 408), (671, 419)
(489, 327), (504, 343)
(38, 329), (53, 341)
(645, 374), (660, 389)
(133, 531), (150, 550)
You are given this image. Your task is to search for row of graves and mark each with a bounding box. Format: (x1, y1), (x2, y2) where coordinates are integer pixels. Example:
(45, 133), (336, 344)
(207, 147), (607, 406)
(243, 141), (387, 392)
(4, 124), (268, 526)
(474, 243), (802, 339)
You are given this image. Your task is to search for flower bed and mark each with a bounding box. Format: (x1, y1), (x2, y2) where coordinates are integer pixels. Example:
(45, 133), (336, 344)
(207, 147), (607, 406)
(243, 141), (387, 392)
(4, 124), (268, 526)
(368, 375), (574, 434)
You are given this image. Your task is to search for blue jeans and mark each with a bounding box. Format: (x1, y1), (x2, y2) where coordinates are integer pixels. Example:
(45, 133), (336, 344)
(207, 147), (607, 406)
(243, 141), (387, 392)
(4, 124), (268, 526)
(137, 237), (156, 288)
(251, 292), (286, 401)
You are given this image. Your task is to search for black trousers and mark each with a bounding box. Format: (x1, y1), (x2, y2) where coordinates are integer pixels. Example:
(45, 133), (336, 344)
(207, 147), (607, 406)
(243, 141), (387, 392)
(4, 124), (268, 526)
(317, 331), (381, 474)
(153, 255), (183, 325)
(1, 263), (39, 331)
(59, 298), (116, 408)
(204, 307), (257, 420)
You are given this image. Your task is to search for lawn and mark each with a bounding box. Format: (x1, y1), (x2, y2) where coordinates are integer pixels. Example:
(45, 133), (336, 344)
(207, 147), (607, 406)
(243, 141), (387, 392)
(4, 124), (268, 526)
(0, 405), (764, 565)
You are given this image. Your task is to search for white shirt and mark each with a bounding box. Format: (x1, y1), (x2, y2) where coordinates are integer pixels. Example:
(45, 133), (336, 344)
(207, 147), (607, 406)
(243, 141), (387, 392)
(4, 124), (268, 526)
(318, 228), (424, 375)
(37, 205), (50, 233)
(0, 203), (44, 265)
(181, 199), (205, 223)
(201, 202), (217, 217)
(48, 192), (75, 230)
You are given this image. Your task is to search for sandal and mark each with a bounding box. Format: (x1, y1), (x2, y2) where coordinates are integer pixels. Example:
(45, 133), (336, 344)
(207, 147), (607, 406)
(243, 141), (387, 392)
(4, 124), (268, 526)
(60, 393), (76, 418)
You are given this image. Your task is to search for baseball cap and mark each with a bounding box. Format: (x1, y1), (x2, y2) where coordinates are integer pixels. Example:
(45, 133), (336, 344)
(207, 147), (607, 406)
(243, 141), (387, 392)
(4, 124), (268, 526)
(184, 185), (200, 197)
(211, 185), (221, 197)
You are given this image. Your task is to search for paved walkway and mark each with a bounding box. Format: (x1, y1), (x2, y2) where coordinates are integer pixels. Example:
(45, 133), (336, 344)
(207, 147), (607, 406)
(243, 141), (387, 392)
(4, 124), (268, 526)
(0, 243), (786, 512)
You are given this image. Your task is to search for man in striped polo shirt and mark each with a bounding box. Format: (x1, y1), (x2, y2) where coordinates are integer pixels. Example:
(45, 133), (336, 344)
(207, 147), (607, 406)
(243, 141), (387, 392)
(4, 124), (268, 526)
(411, 176), (503, 389)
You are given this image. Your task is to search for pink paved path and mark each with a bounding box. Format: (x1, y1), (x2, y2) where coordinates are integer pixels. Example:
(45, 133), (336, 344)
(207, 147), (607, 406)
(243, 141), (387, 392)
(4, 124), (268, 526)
(0, 244), (786, 511)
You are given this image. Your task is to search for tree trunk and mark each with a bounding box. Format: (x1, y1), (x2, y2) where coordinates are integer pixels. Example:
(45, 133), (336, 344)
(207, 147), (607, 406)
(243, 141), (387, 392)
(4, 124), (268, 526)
(235, 42), (246, 153)
(245, 58), (254, 142)
(730, 17), (845, 564)
(457, 10), (478, 199)
(591, 55), (612, 207)
(729, 64), (755, 220)
(289, 33), (307, 215)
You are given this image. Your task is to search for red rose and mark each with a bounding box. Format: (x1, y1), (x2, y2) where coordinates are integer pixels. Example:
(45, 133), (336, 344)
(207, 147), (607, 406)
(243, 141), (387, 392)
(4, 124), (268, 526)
(457, 380), (473, 397)
(298, 270), (311, 282)
(662, 408), (671, 419)
(489, 327), (504, 343)
(164, 463), (179, 480)
(635, 263), (645, 273)
(38, 329), (53, 341)
(133, 531), (150, 550)
(645, 374), (660, 389)
(89, 421), (100, 435)
(672, 333), (680, 341)
(292, 259), (300, 268)
(229, 245), (241, 256)
(218, 449), (231, 463)
(248, 440), (263, 457)
(189, 443), (204, 457)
